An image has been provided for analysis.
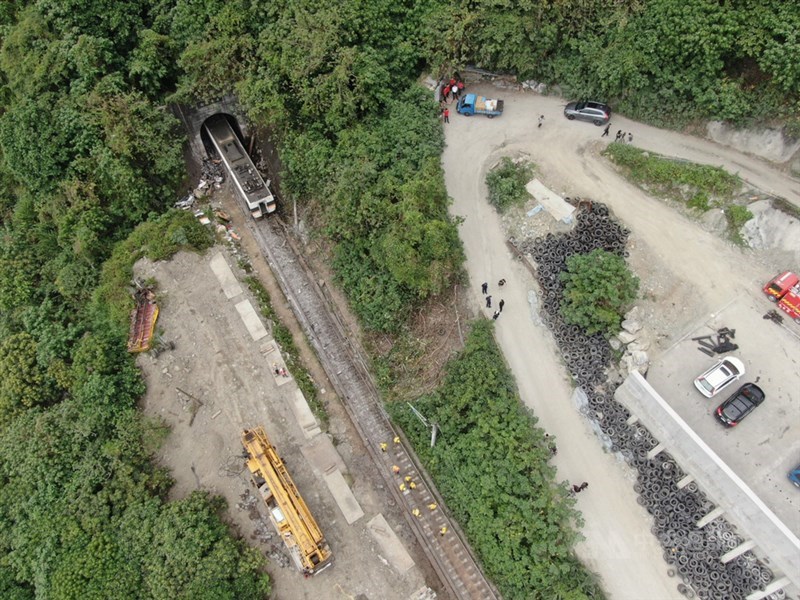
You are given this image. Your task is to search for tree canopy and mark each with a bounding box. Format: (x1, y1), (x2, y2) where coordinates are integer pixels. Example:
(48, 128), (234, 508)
(560, 249), (639, 336)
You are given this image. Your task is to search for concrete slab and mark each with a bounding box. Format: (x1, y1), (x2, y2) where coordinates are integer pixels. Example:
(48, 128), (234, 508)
(616, 372), (800, 588)
(259, 341), (293, 386)
(209, 252), (243, 299)
(300, 434), (347, 476)
(234, 299), (268, 341)
(525, 178), (574, 223)
(324, 470), (364, 525)
(290, 388), (321, 440)
(367, 514), (415, 574)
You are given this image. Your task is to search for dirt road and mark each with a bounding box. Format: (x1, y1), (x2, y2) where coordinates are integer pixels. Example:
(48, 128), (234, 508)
(442, 86), (800, 599)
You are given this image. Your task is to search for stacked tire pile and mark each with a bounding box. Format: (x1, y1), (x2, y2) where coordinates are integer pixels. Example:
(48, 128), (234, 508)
(519, 202), (781, 600)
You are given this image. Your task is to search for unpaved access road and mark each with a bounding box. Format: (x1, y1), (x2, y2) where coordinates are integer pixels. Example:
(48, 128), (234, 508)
(442, 85), (800, 599)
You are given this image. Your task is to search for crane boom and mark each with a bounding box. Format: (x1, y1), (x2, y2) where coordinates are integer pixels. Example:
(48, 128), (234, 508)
(242, 427), (332, 575)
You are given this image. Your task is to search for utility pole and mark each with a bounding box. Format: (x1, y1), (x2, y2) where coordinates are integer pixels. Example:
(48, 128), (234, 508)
(407, 402), (439, 448)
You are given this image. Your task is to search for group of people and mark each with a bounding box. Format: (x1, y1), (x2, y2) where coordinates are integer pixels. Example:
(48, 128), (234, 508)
(481, 280), (506, 320)
(601, 124), (633, 144)
(441, 77), (464, 103)
(614, 129), (633, 144)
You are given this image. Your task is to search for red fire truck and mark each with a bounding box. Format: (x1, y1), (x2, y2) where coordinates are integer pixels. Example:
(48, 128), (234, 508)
(763, 272), (800, 323)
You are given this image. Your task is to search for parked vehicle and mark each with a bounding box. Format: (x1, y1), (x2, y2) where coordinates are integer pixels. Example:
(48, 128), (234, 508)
(693, 357), (745, 398)
(777, 285), (800, 323)
(714, 383), (765, 427)
(763, 271), (798, 301)
(762, 271), (800, 323)
(789, 464), (800, 488)
(563, 101), (611, 125)
(457, 94), (504, 118)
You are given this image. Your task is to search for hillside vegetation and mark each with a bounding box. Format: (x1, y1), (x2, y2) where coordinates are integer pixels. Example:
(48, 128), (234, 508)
(0, 0), (796, 598)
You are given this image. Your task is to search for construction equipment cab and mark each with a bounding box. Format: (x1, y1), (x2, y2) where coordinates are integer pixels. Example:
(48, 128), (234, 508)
(457, 93), (504, 118)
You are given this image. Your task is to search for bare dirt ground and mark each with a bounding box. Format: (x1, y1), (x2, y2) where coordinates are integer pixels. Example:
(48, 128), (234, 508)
(135, 191), (440, 600)
(442, 84), (800, 599)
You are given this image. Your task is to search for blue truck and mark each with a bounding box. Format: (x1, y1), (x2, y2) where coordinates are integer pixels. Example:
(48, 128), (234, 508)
(456, 93), (504, 118)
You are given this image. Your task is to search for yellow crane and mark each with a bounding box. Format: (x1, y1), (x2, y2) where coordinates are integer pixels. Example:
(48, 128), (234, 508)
(242, 427), (333, 575)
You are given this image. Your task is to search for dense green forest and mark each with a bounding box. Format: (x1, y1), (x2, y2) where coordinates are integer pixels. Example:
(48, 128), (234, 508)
(0, 0), (796, 597)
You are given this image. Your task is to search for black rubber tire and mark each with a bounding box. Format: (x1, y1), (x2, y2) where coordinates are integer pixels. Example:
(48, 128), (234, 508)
(487, 115), (494, 119)
(594, 120), (603, 126)
(567, 114), (575, 120)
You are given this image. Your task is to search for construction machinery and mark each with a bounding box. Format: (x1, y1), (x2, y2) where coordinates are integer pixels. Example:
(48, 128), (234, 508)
(242, 427), (332, 575)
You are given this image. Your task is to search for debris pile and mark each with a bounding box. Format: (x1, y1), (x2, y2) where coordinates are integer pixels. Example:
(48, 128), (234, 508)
(693, 328), (737, 357)
(201, 157), (225, 184)
(127, 285), (159, 353)
(610, 307), (652, 380)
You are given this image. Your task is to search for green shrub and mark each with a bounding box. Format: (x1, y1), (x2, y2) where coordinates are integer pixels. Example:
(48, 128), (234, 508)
(485, 157), (534, 212)
(687, 192), (711, 211)
(560, 249), (639, 336)
(92, 210), (213, 326)
(726, 205), (753, 229)
(604, 144), (741, 201)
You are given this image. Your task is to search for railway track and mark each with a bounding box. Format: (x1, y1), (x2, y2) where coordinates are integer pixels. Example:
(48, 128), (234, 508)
(241, 214), (499, 600)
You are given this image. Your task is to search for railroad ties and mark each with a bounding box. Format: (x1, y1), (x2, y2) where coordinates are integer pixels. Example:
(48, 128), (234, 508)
(246, 215), (498, 600)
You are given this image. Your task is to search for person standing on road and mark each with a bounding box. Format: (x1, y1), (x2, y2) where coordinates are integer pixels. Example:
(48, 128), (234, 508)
(615, 130), (623, 141)
(492, 310), (500, 320)
(443, 108), (450, 124)
(538, 115), (544, 128)
(499, 299), (505, 312)
(485, 295), (492, 308)
(627, 132), (633, 144)
(602, 123), (611, 137)
(481, 282), (488, 294)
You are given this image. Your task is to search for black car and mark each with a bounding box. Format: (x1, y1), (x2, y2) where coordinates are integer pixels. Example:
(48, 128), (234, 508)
(714, 383), (765, 427)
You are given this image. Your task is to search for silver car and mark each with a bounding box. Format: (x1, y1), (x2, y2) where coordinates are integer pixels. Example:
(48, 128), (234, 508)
(563, 101), (611, 126)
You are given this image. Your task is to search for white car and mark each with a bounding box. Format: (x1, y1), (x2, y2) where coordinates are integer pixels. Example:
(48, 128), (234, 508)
(693, 357), (745, 398)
